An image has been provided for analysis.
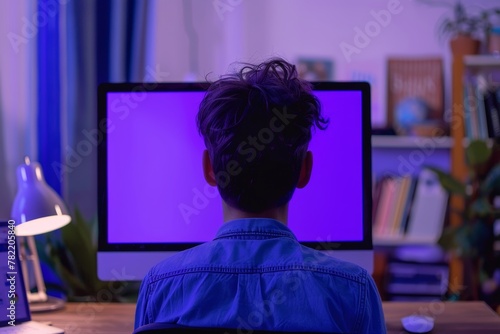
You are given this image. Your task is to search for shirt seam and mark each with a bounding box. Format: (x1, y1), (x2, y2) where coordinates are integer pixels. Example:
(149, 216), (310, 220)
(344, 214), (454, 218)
(353, 269), (367, 333)
(214, 230), (296, 240)
(145, 274), (154, 324)
(148, 265), (364, 284)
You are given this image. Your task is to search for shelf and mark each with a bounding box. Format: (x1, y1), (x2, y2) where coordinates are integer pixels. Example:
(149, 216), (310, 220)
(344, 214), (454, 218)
(463, 55), (500, 68)
(373, 235), (437, 246)
(372, 135), (453, 149)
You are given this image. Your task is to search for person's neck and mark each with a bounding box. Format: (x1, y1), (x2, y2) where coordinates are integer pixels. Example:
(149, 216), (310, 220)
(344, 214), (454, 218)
(222, 202), (288, 225)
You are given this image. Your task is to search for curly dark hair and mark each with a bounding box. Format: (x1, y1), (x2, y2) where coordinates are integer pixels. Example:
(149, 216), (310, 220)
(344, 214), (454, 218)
(197, 58), (329, 212)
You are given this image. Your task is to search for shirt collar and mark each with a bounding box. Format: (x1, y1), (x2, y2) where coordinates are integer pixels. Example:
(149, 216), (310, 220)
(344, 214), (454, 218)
(214, 218), (297, 241)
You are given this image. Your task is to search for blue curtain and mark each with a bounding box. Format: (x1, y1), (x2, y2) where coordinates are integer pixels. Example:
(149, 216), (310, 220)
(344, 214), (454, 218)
(57, 0), (154, 217)
(37, 0), (61, 194)
(31, 0), (155, 298)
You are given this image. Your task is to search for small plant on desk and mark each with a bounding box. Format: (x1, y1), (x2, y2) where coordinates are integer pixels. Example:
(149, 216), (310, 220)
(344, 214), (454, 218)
(39, 209), (139, 302)
(428, 139), (500, 308)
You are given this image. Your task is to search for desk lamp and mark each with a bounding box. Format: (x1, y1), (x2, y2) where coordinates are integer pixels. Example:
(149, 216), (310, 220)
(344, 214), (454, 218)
(11, 157), (71, 312)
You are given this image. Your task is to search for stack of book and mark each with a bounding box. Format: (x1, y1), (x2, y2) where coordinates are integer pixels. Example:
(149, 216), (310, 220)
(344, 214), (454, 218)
(386, 253), (449, 301)
(372, 169), (448, 243)
(373, 176), (415, 238)
(463, 74), (500, 139)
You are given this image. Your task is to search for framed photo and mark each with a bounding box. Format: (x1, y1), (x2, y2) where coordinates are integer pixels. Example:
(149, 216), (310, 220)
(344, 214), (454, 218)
(297, 57), (334, 81)
(387, 57), (444, 129)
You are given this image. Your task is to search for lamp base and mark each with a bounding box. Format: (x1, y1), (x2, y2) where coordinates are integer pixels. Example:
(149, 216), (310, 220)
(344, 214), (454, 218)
(29, 296), (65, 313)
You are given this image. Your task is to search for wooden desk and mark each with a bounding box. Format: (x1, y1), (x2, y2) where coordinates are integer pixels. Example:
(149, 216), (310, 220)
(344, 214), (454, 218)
(33, 301), (500, 333)
(383, 301), (500, 333)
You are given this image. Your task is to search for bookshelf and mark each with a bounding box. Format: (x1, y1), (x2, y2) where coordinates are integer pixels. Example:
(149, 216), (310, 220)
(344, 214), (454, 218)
(371, 135), (451, 244)
(450, 54), (500, 295)
(463, 55), (500, 67)
(371, 57), (500, 300)
(373, 235), (438, 246)
(371, 135), (452, 300)
(374, 56), (500, 299)
(372, 135), (453, 149)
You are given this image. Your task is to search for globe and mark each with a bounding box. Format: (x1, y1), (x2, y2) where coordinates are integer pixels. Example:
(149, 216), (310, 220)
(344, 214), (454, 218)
(394, 97), (430, 134)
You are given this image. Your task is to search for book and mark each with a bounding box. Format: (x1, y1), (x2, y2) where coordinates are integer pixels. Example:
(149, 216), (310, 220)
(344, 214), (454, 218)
(476, 90), (488, 139)
(405, 169), (448, 243)
(390, 177), (411, 237)
(463, 85), (473, 139)
(374, 178), (397, 237)
(484, 89), (500, 138)
(372, 175), (390, 225)
(373, 178), (390, 236)
(386, 262), (449, 296)
(387, 58), (444, 128)
(475, 74), (490, 139)
(386, 178), (403, 236)
(399, 176), (417, 235)
(465, 81), (480, 139)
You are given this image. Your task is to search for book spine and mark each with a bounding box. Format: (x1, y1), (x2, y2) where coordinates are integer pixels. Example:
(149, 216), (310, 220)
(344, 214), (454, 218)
(388, 178), (401, 237)
(463, 85), (472, 139)
(373, 179), (393, 237)
(467, 82), (480, 139)
(391, 177), (411, 237)
(485, 90), (500, 138)
(399, 176), (417, 235)
(476, 84), (488, 139)
(372, 176), (387, 229)
(483, 91), (496, 138)
(383, 178), (400, 237)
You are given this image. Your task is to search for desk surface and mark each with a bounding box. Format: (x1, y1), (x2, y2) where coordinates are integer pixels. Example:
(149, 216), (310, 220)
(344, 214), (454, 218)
(33, 301), (500, 333)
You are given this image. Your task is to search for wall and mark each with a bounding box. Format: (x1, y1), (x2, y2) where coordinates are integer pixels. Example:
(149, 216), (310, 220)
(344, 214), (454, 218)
(153, 0), (500, 126)
(1, 0), (499, 219)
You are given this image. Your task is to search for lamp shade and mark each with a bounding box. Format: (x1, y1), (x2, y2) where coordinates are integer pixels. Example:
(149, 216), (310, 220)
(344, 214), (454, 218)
(11, 159), (71, 236)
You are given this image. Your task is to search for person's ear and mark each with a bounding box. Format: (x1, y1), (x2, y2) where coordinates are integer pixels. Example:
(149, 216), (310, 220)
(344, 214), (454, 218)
(297, 151), (312, 189)
(202, 150), (217, 186)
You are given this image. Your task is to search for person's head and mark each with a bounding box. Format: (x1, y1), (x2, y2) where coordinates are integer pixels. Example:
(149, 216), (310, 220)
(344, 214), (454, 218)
(197, 58), (328, 214)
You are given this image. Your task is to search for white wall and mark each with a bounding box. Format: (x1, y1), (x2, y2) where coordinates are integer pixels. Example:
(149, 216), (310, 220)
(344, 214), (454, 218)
(153, 0), (500, 126)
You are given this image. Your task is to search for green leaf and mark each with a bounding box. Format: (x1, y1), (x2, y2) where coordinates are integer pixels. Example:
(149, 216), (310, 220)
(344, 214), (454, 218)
(466, 140), (491, 166)
(425, 166), (466, 195)
(438, 224), (477, 258)
(470, 220), (493, 257)
(438, 226), (459, 251)
(51, 249), (88, 296)
(479, 164), (500, 195)
(60, 209), (101, 294)
(43, 208), (130, 300)
(469, 197), (492, 217)
(455, 224), (477, 258)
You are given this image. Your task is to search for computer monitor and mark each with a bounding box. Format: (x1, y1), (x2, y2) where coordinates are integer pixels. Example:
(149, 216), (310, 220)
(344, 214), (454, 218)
(97, 82), (372, 281)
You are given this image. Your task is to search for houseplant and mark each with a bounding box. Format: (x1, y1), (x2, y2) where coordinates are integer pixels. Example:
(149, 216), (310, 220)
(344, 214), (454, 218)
(438, 2), (500, 55)
(427, 139), (500, 306)
(39, 209), (139, 302)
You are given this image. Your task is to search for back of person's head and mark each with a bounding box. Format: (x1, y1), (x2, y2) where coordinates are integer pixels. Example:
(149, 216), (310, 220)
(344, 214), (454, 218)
(197, 58), (328, 213)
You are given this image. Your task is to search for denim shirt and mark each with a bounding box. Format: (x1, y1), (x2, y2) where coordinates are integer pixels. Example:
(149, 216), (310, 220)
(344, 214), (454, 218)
(135, 218), (386, 333)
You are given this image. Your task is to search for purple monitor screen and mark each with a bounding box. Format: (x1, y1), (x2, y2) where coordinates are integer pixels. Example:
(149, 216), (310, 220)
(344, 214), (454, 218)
(103, 84), (368, 247)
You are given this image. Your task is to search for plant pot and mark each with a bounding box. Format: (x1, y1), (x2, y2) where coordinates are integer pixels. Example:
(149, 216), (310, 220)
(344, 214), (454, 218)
(450, 34), (481, 56)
